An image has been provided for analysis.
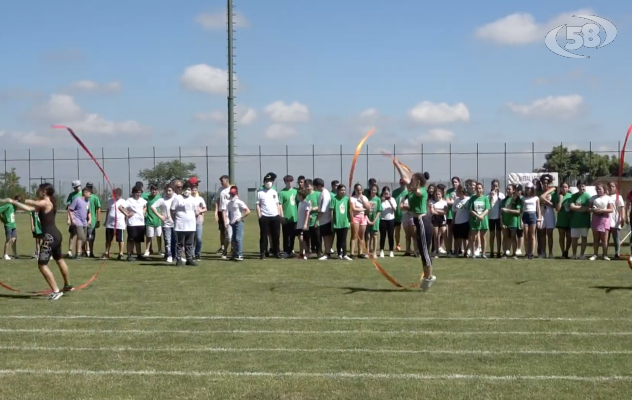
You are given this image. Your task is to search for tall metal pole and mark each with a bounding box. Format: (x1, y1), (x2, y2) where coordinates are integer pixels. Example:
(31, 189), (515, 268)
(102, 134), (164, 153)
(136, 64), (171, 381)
(227, 0), (236, 183)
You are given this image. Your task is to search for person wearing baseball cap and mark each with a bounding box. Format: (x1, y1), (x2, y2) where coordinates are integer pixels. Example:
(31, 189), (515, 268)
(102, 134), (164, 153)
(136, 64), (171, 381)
(256, 172), (283, 259)
(65, 180), (82, 258)
(84, 182), (101, 258)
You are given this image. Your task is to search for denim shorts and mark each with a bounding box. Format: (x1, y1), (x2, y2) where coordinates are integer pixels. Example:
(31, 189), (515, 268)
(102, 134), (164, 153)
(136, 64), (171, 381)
(522, 212), (537, 226)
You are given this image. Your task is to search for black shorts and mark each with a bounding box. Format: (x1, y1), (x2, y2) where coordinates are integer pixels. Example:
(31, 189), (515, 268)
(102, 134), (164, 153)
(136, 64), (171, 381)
(504, 227), (517, 238)
(4, 226), (16, 239)
(127, 226), (145, 243)
(106, 228), (124, 243)
(319, 222), (333, 237)
(489, 219), (501, 233)
(68, 225), (77, 236)
(38, 232), (63, 265)
(431, 215), (446, 227)
(453, 222), (470, 240)
(447, 219), (453, 225)
(87, 226), (96, 242)
(394, 221), (402, 227)
(32, 232), (42, 239)
(517, 228), (524, 238)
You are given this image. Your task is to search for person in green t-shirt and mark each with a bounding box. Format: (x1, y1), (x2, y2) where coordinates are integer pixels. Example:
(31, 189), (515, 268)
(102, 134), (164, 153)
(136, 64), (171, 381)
(366, 184), (382, 257)
(444, 176), (461, 256)
(144, 184), (164, 257)
(500, 184), (521, 258)
(30, 209), (43, 258)
(304, 180), (322, 257)
(0, 195), (20, 260)
(569, 181), (592, 258)
(468, 182), (491, 258)
(329, 184), (351, 260)
(84, 183), (101, 258)
(554, 182), (573, 259)
(392, 179), (408, 252)
(279, 175), (298, 257)
(66, 180), (82, 258)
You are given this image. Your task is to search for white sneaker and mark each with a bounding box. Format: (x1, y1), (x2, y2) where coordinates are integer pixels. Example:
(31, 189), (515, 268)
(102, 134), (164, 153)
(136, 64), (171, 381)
(379, 250), (384, 258)
(344, 255), (353, 261)
(3, 254), (10, 260)
(421, 275), (436, 292)
(515, 249), (522, 256)
(389, 251), (394, 258)
(319, 255), (329, 260)
(67, 251), (73, 258)
(48, 291), (63, 301)
(143, 250), (150, 257)
(338, 255), (343, 260)
(166, 256), (173, 263)
(438, 247), (447, 255)
(474, 248), (481, 257)
(589, 255), (597, 261)
(604, 256), (611, 261)
(505, 250), (511, 256)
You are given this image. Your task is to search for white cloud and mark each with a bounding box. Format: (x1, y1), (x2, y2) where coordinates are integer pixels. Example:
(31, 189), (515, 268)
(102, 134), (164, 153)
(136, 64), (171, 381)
(264, 101), (310, 123)
(475, 9), (592, 45)
(265, 124), (297, 139)
(507, 95), (583, 119)
(408, 101), (470, 125)
(359, 108), (378, 119)
(413, 129), (456, 143)
(28, 94), (148, 136)
(194, 105), (257, 125)
(180, 64), (235, 95)
(69, 80), (122, 93)
(195, 11), (250, 30)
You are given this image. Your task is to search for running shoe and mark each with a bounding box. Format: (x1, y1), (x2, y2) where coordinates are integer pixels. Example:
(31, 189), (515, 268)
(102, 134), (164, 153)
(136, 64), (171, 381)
(186, 260), (198, 267)
(421, 276), (436, 292)
(166, 256), (173, 263)
(3, 254), (10, 260)
(62, 285), (74, 292)
(48, 291), (63, 301)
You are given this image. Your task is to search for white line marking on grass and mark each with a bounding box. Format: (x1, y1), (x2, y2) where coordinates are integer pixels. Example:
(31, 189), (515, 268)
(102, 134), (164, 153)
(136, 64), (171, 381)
(1, 315), (626, 322)
(1, 345), (631, 355)
(0, 328), (630, 336)
(0, 369), (631, 382)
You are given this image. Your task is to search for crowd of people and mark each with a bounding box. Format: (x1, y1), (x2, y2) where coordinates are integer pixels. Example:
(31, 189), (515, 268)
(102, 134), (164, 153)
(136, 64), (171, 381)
(2, 159), (628, 300)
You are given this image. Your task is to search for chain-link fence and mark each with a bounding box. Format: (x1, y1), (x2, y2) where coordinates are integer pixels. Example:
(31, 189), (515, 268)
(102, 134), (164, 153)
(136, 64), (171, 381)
(0, 140), (624, 208)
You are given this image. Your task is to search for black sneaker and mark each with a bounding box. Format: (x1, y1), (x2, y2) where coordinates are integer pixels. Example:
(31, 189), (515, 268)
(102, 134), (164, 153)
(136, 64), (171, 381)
(186, 260), (198, 267)
(260, 253), (265, 260)
(176, 259), (183, 267)
(195, 255), (201, 261)
(127, 255), (134, 262)
(62, 285), (74, 292)
(216, 247), (224, 254)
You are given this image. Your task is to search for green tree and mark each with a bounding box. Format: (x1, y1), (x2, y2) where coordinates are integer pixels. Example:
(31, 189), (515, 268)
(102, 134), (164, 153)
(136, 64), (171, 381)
(0, 168), (28, 199)
(541, 145), (629, 181)
(138, 160), (197, 189)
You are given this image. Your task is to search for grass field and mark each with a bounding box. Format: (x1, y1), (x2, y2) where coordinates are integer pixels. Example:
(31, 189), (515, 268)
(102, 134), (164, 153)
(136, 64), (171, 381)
(2, 213), (632, 399)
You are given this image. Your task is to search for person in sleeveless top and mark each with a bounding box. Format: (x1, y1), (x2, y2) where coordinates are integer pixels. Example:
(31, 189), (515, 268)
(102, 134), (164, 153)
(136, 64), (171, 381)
(1, 183), (72, 300)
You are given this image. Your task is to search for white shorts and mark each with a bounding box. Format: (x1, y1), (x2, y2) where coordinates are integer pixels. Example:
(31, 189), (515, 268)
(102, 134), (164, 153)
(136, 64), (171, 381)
(541, 207), (556, 229)
(570, 227), (588, 238)
(146, 226), (162, 238)
(402, 213), (414, 228)
(224, 223), (233, 241)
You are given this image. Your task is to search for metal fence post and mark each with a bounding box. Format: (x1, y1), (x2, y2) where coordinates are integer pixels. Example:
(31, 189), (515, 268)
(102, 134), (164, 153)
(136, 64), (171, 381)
(28, 149), (31, 190)
(206, 145), (210, 204)
(153, 146), (156, 168)
(340, 145), (343, 183)
(476, 143), (479, 181)
(102, 147), (105, 194)
(504, 143), (507, 188)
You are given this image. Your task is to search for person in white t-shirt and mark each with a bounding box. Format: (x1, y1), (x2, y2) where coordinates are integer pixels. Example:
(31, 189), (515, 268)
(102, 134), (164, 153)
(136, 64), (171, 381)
(151, 184), (176, 263)
(170, 183), (199, 266)
(214, 175), (231, 257)
(314, 178), (333, 260)
(256, 172), (283, 259)
(379, 186), (397, 258)
(120, 186), (147, 262)
(103, 188), (127, 260)
(295, 190), (312, 259)
(430, 187), (448, 257)
(607, 181), (626, 259)
(225, 186), (250, 260)
(191, 183), (207, 261)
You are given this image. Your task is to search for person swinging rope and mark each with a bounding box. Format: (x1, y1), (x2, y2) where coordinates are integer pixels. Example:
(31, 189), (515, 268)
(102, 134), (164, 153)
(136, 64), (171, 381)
(393, 158), (436, 291)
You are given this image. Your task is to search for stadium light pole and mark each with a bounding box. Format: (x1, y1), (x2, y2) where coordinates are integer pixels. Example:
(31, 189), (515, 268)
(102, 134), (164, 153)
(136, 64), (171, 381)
(227, 0), (236, 183)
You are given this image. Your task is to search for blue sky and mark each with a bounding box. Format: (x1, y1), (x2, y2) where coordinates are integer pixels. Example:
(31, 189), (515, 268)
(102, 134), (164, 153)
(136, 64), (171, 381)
(0, 0), (630, 191)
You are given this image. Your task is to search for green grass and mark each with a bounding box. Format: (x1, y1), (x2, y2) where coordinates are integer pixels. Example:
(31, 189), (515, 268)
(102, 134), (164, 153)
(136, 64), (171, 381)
(1, 213), (632, 399)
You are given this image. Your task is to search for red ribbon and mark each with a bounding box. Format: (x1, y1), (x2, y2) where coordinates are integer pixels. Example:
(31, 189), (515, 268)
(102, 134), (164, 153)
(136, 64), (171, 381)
(618, 123), (632, 271)
(0, 126), (115, 294)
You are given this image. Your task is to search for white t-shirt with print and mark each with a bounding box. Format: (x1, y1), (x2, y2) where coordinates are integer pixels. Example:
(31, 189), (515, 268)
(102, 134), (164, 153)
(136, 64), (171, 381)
(318, 189), (332, 225)
(152, 196), (175, 228)
(350, 195), (369, 215)
(453, 196), (470, 225)
(296, 200), (311, 230)
(381, 197), (396, 221)
(227, 198), (248, 225)
(431, 199), (448, 217)
(126, 197), (147, 227)
(609, 194), (625, 228)
(106, 198), (128, 230)
(256, 189), (280, 217)
(488, 192), (506, 220)
(170, 195), (198, 232)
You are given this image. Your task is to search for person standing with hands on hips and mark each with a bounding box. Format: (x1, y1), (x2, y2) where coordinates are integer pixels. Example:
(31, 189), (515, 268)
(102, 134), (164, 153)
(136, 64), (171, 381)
(256, 172), (283, 259)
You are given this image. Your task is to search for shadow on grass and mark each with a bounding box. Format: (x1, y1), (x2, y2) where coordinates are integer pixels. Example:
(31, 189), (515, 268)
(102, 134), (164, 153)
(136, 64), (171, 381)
(515, 280), (529, 285)
(590, 286), (632, 293)
(0, 293), (41, 300)
(337, 286), (420, 294)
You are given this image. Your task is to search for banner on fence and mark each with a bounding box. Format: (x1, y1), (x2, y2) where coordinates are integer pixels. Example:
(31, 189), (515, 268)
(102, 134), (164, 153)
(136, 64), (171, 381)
(507, 172), (559, 187)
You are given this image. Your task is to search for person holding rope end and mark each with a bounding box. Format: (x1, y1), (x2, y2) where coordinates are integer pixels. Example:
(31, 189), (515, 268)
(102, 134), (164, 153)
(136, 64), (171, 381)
(0, 184), (73, 300)
(393, 159), (436, 291)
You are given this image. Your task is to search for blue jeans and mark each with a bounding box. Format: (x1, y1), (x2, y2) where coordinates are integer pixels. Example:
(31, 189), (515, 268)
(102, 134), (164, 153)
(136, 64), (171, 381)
(195, 223), (203, 257)
(231, 221), (244, 257)
(163, 227), (175, 258)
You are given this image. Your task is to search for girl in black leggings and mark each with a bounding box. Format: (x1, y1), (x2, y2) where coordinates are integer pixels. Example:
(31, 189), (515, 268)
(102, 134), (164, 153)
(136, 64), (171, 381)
(379, 186), (396, 258)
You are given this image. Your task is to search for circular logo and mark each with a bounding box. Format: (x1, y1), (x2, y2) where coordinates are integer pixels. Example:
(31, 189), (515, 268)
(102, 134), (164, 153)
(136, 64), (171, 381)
(339, 203), (346, 214)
